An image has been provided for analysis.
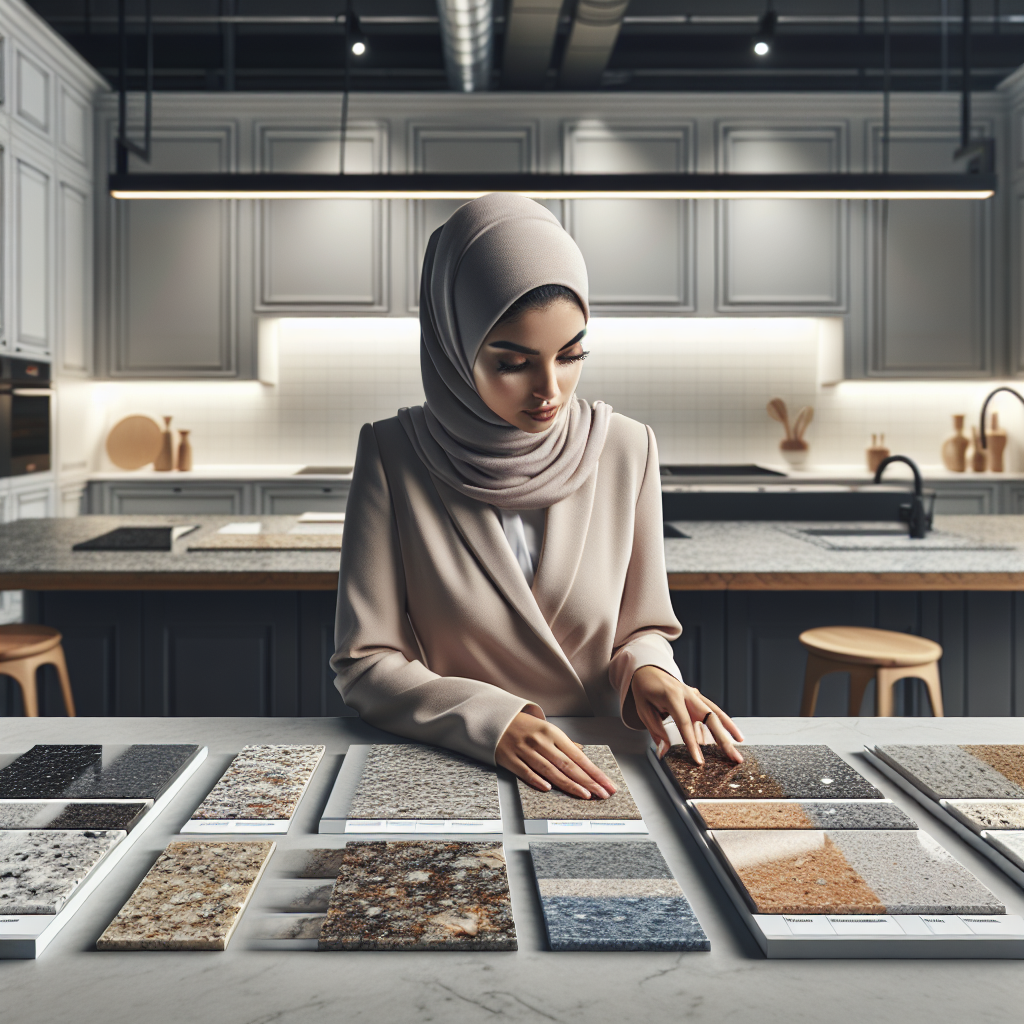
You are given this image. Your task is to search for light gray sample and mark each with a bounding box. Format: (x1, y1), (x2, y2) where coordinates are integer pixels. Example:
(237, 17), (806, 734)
(876, 745), (1024, 801)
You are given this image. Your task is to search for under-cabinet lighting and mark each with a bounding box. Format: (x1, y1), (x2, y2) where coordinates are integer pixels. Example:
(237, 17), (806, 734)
(108, 173), (996, 201)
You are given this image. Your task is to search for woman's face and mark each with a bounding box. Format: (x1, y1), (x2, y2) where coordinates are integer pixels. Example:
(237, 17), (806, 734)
(473, 300), (588, 434)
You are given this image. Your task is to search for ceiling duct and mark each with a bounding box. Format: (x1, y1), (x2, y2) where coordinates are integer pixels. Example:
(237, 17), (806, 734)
(436, 0), (493, 92)
(560, 0), (629, 89)
(502, 0), (563, 89)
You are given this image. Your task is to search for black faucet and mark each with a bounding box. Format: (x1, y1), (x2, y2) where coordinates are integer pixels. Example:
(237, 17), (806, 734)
(873, 455), (931, 539)
(980, 387), (1024, 449)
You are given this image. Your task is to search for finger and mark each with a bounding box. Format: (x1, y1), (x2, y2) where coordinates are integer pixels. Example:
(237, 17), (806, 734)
(539, 741), (610, 798)
(699, 696), (745, 742)
(507, 756), (553, 793)
(637, 702), (672, 759)
(705, 712), (743, 763)
(666, 693), (703, 765)
(697, 719), (712, 745)
(521, 748), (593, 799)
(558, 742), (617, 794)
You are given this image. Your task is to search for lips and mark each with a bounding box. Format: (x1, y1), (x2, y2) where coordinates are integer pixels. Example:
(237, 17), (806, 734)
(526, 405), (558, 422)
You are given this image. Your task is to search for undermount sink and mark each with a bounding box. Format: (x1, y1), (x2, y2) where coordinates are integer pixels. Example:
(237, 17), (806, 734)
(782, 524), (1010, 552)
(800, 527), (907, 537)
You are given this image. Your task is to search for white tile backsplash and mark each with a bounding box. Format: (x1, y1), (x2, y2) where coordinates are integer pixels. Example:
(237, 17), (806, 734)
(76, 316), (1024, 473)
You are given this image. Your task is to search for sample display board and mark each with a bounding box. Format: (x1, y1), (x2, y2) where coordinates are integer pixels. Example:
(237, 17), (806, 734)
(0, 744), (208, 958)
(319, 745), (502, 834)
(864, 744), (1024, 890)
(517, 745), (648, 834)
(648, 742), (1024, 958)
(182, 744), (325, 834)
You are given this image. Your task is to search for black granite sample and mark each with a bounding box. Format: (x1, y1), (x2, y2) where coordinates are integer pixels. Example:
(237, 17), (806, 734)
(61, 745), (200, 800)
(0, 746), (101, 799)
(0, 801), (150, 831)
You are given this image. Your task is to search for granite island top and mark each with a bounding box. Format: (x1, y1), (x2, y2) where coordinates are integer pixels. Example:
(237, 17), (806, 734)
(4, 513), (1024, 591)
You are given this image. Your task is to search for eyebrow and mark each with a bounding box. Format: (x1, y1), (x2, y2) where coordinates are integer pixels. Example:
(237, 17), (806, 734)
(487, 330), (587, 356)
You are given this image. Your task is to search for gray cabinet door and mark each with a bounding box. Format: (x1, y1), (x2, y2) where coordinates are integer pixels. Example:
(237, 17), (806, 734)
(257, 483), (350, 515)
(564, 125), (693, 311)
(717, 126), (846, 311)
(16, 158), (51, 356)
(868, 128), (992, 376)
(930, 483), (998, 515)
(58, 182), (90, 373)
(106, 483), (248, 515)
(110, 131), (237, 376)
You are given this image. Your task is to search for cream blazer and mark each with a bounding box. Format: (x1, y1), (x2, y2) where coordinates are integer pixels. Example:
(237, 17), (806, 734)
(331, 412), (683, 765)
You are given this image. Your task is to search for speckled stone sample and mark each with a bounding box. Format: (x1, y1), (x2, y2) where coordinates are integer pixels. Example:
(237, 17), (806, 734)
(191, 745), (324, 820)
(712, 829), (1004, 915)
(0, 829), (126, 914)
(319, 841), (516, 951)
(530, 841), (708, 951)
(517, 746), (640, 821)
(961, 746), (1024, 790)
(347, 745), (500, 820)
(0, 802), (149, 832)
(256, 914), (325, 940)
(876, 745), (1024, 800)
(944, 801), (1024, 833)
(983, 831), (1024, 871)
(692, 801), (917, 830)
(0, 744), (199, 801)
(295, 848), (346, 878)
(97, 840), (275, 951)
(665, 744), (881, 800)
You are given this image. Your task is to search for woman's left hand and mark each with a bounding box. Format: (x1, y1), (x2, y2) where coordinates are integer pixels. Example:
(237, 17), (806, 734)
(630, 665), (744, 766)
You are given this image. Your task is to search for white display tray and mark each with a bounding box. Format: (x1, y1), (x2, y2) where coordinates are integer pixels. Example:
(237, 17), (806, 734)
(523, 818), (649, 834)
(0, 746), (209, 959)
(647, 744), (1024, 959)
(862, 746), (1024, 890)
(318, 745), (503, 835)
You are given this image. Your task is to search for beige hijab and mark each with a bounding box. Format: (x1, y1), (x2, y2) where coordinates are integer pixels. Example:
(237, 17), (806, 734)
(398, 193), (611, 511)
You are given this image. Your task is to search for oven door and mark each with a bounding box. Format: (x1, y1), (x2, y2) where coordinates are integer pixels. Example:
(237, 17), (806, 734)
(9, 389), (51, 475)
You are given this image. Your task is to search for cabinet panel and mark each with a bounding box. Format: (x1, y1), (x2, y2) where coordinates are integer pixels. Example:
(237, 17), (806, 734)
(58, 183), (89, 372)
(15, 48), (49, 134)
(1003, 484), (1024, 514)
(108, 484), (246, 515)
(258, 128), (385, 309)
(58, 82), (90, 164)
(718, 127), (846, 310)
(257, 483), (349, 515)
(299, 591), (355, 716)
(112, 133), (235, 376)
(868, 128), (991, 375)
(565, 126), (693, 309)
(931, 484), (997, 516)
(670, 591), (726, 708)
(16, 160), (50, 353)
(11, 482), (53, 519)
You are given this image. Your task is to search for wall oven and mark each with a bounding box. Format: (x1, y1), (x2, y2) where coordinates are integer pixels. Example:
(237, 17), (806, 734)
(0, 357), (51, 477)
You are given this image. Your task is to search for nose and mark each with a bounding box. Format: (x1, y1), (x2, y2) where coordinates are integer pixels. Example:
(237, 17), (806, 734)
(533, 363), (559, 403)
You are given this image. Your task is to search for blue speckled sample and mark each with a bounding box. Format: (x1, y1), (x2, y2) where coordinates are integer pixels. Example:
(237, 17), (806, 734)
(876, 745), (1024, 801)
(0, 745), (199, 801)
(0, 802), (149, 832)
(530, 841), (708, 952)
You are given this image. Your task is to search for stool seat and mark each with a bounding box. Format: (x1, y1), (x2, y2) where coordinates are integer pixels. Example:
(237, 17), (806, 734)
(799, 626), (942, 667)
(0, 624), (64, 661)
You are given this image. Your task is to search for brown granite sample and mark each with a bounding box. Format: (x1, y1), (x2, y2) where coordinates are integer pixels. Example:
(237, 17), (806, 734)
(319, 841), (516, 951)
(665, 745), (785, 799)
(692, 800), (916, 831)
(517, 745), (640, 820)
(961, 745), (1024, 790)
(96, 840), (275, 951)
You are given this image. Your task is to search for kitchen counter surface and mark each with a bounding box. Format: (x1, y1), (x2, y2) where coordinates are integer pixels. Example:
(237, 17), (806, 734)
(0, 715), (1021, 1024)
(2, 514), (1024, 591)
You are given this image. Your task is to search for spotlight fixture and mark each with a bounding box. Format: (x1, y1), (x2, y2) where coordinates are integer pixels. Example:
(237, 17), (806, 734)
(351, 39), (366, 56)
(349, 18), (368, 57)
(753, 8), (776, 57)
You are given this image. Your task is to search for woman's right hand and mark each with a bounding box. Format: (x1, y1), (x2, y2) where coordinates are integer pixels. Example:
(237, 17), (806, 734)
(496, 711), (617, 799)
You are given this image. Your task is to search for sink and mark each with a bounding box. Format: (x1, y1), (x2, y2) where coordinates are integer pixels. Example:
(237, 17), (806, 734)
(800, 527), (907, 538)
(781, 523), (1011, 552)
(295, 466), (353, 476)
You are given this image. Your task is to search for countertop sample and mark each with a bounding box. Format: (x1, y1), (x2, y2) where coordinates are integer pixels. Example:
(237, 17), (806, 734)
(3, 716), (1024, 1024)
(944, 800), (1024, 833)
(319, 840), (517, 951)
(0, 801), (149, 831)
(190, 745), (325, 821)
(531, 840), (708, 951)
(985, 831), (1024, 871)
(692, 800), (917, 830)
(96, 840), (275, 951)
(347, 744), (501, 820)
(6, 514), (1024, 592)
(713, 829), (1004, 916)
(664, 743), (883, 800)
(876, 744), (1024, 800)
(516, 745), (640, 820)
(0, 829), (125, 914)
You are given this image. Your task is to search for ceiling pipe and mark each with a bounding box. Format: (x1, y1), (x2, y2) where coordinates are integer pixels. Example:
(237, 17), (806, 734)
(502, 0), (562, 89)
(436, 0), (493, 92)
(560, 0), (629, 89)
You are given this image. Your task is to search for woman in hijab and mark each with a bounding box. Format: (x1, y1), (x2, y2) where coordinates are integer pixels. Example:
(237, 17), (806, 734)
(332, 193), (742, 799)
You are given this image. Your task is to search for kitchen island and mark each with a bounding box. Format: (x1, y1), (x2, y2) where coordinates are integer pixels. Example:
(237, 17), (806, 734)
(0, 714), (1021, 1024)
(0, 515), (1022, 719)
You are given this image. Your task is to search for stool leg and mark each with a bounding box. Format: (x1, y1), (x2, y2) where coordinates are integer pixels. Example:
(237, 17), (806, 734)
(0, 661), (40, 717)
(848, 666), (877, 716)
(909, 660), (944, 718)
(801, 653), (839, 717)
(48, 646), (76, 718)
(875, 666), (899, 716)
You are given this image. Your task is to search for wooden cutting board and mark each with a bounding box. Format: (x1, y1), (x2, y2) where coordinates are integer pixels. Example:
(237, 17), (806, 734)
(106, 415), (163, 470)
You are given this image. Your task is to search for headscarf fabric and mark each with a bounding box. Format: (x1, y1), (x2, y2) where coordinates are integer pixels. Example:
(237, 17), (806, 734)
(398, 193), (611, 511)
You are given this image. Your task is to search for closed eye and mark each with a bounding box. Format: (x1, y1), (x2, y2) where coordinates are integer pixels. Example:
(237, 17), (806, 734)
(558, 350), (589, 365)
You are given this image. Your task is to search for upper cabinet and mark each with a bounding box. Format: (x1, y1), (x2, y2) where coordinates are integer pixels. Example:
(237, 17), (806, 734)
(15, 158), (50, 357)
(717, 125), (847, 312)
(15, 46), (51, 137)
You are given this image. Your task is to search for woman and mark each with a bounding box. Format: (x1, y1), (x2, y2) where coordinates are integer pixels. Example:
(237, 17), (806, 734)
(332, 193), (743, 799)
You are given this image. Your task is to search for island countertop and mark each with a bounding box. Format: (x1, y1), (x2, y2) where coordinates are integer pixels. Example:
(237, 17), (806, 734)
(1, 514), (1024, 591)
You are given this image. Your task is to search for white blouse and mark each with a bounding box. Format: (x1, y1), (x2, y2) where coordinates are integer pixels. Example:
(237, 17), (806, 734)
(496, 507), (547, 587)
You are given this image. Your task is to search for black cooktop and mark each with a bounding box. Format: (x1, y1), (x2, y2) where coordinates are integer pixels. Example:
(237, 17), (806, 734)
(660, 464), (786, 478)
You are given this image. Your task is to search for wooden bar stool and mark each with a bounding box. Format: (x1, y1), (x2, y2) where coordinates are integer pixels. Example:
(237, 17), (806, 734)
(799, 626), (944, 718)
(0, 625), (76, 717)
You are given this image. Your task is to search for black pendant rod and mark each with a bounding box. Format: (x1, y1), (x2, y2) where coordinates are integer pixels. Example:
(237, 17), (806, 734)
(116, 0), (153, 174)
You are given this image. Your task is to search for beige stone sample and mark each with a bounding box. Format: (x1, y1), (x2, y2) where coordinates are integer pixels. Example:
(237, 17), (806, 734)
(516, 745), (641, 820)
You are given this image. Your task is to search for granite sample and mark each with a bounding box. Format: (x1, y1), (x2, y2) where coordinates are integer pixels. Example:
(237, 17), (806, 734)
(664, 744), (882, 800)
(712, 828), (1004, 915)
(0, 802), (149, 832)
(0, 744), (199, 801)
(256, 914), (326, 940)
(190, 745), (324, 820)
(295, 848), (347, 879)
(961, 745), (1024, 790)
(347, 745), (500, 821)
(876, 744), (1024, 800)
(530, 841), (708, 951)
(319, 841), (517, 951)
(517, 745), (641, 821)
(983, 831), (1024, 872)
(96, 840), (275, 951)
(944, 800), (1024, 833)
(0, 829), (126, 914)
(692, 800), (917, 831)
